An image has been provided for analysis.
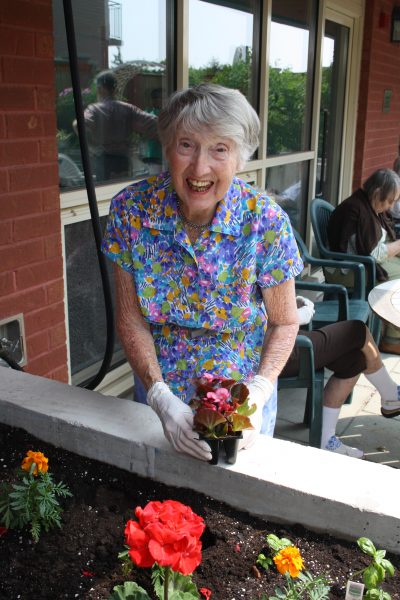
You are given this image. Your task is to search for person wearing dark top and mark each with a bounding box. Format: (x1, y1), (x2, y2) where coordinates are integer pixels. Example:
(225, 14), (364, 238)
(327, 168), (400, 354)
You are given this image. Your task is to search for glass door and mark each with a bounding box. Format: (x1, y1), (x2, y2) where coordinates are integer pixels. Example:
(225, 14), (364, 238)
(316, 19), (349, 205)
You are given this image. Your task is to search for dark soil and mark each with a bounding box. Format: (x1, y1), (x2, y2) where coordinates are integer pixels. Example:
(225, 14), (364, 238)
(0, 422), (399, 600)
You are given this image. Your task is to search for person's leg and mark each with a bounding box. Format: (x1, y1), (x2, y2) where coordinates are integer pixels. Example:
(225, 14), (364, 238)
(282, 321), (367, 457)
(321, 374), (364, 458)
(360, 327), (400, 417)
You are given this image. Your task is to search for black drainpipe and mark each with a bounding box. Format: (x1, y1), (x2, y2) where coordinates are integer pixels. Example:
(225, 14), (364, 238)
(62, 0), (115, 390)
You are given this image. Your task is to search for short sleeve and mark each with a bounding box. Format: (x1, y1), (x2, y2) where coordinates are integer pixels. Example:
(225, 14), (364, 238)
(101, 190), (135, 274)
(256, 202), (303, 287)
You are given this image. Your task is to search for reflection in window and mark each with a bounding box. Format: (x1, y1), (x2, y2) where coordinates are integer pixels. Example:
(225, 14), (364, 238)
(267, 0), (316, 156)
(265, 162), (309, 234)
(188, 0), (256, 103)
(53, 0), (167, 190)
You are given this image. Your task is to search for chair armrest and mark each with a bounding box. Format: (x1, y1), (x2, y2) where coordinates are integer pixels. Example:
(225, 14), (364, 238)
(302, 255), (366, 300)
(293, 334), (315, 381)
(318, 248), (376, 293)
(295, 281), (350, 321)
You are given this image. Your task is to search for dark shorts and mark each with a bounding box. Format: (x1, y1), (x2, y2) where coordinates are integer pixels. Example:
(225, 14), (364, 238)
(282, 320), (367, 379)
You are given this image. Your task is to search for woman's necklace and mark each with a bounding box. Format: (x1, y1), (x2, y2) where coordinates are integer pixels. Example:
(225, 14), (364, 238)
(176, 198), (213, 231)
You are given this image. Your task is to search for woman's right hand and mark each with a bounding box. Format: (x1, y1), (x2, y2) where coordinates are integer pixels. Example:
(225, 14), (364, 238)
(147, 382), (212, 461)
(296, 295), (315, 325)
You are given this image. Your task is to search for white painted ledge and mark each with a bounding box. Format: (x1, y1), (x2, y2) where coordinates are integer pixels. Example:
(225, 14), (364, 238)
(1, 368), (399, 554)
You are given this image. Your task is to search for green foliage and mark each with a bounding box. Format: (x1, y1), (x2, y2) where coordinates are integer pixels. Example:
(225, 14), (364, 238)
(260, 571), (331, 600)
(256, 535), (331, 599)
(110, 564), (200, 600)
(356, 537), (395, 600)
(152, 564), (200, 599)
(109, 581), (151, 600)
(0, 465), (72, 543)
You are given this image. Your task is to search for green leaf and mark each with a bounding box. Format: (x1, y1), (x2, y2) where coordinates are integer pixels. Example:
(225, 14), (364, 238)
(108, 581), (151, 600)
(358, 537), (377, 557)
(363, 565), (380, 589)
(380, 558), (395, 576)
(375, 549), (386, 562)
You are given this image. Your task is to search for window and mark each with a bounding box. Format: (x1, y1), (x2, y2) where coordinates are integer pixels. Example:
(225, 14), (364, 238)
(265, 162), (309, 232)
(188, 0), (259, 107)
(267, 0), (317, 156)
(53, 0), (168, 191)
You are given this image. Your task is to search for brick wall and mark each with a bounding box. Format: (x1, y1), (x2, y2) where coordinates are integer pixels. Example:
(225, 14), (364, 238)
(353, 0), (400, 187)
(0, 0), (68, 381)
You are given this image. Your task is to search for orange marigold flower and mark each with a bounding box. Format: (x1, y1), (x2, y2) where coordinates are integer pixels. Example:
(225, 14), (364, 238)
(21, 450), (49, 476)
(273, 546), (304, 578)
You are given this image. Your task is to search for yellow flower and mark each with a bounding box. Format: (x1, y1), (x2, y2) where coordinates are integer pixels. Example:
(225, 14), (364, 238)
(273, 546), (304, 578)
(21, 451), (49, 476)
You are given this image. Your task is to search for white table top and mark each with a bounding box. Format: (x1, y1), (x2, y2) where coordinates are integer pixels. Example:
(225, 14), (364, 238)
(368, 279), (400, 327)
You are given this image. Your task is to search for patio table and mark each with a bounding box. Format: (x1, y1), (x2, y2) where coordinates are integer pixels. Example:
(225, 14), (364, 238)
(368, 279), (400, 328)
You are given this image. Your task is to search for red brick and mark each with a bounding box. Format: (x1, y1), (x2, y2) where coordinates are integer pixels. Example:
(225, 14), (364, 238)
(0, 140), (39, 167)
(0, 239), (44, 271)
(49, 322), (67, 348)
(0, 285), (46, 316)
(3, 57), (54, 86)
(6, 113), (43, 138)
(0, 115), (5, 139)
(0, 169), (9, 193)
(35, 88), (54, 111)
(48, 365), (69, 383)
(43, 233), (62, 259)
(0, 1), (53, 32)
(35, 33), (54, 59)
(9, 164), (59, 192)
(0, 271), (15, 297)
(13, 211), (60, 242)
(0, 26), (35, 57)
(42, 188), (61, 212)
(0, 220), (12, 245)
(39, 138), (57, 162)
(41, 112), (57, 136)
(26, 345), (68, 378)
(28, 330), (49, 357)
(45, 279), (64, 304)
(0, 190), (42, 219)
(0, 85), (36, 110)
(24, 302), (65, 335)
(15, 256), (63, 289)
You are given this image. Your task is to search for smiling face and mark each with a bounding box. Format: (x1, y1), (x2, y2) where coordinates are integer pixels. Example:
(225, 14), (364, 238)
(167, 128), (240, 223)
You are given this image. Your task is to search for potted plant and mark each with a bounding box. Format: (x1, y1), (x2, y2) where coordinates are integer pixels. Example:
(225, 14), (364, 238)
(189, 374), (256, 465)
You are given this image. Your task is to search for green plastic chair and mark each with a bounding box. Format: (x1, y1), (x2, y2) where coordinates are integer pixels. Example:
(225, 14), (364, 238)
(310, 198), (381, 343)
(278, 335), (324, 448)
(293, 229), (371, 329)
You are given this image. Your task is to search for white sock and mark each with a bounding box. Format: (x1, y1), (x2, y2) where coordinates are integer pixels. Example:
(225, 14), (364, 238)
(364, 366), (400, 406)
(321, 406), (341, 449)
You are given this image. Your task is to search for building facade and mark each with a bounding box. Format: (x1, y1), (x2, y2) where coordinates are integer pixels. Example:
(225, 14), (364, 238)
(0, 0), (399, 394)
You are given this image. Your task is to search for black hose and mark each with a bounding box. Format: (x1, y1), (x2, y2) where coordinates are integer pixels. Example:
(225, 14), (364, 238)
(62, 0), (115, 390)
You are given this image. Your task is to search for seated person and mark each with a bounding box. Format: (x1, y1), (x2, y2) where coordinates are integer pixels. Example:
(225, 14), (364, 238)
(389, 156), (400, 224)
(327, 168), (400, 354)
(282, 296), (400, 459)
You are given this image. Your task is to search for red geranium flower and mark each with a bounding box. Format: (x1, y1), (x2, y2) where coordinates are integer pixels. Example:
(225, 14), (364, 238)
(200, 587), (212, 599)
(125, 500), (205, 576)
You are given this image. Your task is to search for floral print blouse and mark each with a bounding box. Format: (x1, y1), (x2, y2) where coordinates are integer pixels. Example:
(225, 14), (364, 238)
(101, 171), (303, 399)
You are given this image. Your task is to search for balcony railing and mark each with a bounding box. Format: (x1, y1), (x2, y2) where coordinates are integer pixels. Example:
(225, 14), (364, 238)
(108, 0), (122, 46)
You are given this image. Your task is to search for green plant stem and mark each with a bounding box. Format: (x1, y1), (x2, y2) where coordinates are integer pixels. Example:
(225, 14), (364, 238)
(164, 566), (170, 600)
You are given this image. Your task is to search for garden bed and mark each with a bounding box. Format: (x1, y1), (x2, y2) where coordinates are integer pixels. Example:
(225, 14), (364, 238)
(0, 422), (399, 599)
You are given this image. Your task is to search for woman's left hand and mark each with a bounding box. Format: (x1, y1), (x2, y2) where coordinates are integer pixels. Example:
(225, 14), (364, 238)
(239, 375), (274, 450)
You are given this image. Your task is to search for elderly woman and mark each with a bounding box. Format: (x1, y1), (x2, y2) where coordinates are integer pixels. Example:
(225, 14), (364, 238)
(101, 84), (303, 461)
(327, 168), (400, 354)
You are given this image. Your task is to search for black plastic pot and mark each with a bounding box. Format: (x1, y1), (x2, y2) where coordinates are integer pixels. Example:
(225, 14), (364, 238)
(201, 433), (243, 465)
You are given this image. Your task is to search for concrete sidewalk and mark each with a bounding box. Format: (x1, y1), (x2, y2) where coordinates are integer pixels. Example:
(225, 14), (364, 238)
(275, 351), (400, 469)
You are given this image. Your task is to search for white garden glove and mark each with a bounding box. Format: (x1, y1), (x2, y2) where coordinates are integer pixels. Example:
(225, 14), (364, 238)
(147, 381), (212, 461)
(239, 375), (274, 450)
(296, 295), (315, 326)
